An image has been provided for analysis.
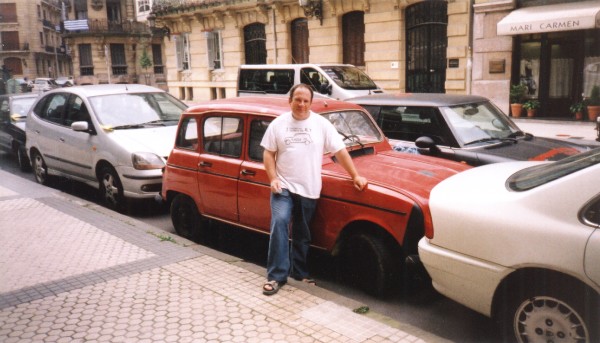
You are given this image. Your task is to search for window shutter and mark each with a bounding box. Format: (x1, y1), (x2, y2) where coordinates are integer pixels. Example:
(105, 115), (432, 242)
(207, 32), (215, 71)
(175, 35), (183, 71)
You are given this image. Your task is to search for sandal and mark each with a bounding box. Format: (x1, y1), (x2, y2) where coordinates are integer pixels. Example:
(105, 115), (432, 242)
(262, 280), (284, 296)
(301, 278), (316, 285)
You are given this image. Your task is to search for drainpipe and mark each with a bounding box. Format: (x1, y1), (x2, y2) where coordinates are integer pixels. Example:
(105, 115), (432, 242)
(466, 0), (474, 95)
(272, 7), (278, 63)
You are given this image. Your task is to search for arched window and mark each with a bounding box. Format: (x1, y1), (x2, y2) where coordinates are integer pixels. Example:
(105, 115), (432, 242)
(244, 23), (266, 65)
(291, 18), (309, 64)
(342, 11), (365, 66)
(405, 1), (447, 93)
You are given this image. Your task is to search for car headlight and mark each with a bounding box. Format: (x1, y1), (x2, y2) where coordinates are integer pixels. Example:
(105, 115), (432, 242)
(132, 152), (165, 170)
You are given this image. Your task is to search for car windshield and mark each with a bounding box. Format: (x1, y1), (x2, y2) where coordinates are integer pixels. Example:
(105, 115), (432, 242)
(508, 148), (600, 191)
(89, 92), (187, 128)
(11, 97), (37, 120)
(440, 101), (521, 146)
(320, 110), (383, 146)
(321, 66), (378, 90)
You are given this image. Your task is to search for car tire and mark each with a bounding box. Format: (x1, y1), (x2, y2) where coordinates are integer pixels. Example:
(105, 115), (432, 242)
(17, 145), (31, 172)
(31, 151), (50, 185)
(98, 165), (125, 212)
(498, 283), (599, 343)
(339, 233), (398, 297)
(170, 194), (204, 241)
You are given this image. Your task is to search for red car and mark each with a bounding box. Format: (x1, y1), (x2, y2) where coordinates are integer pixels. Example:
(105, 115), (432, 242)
(161, 96), (470, 295)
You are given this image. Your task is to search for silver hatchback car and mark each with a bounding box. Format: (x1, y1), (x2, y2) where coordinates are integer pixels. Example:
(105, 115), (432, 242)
(26, 84), (188, 211)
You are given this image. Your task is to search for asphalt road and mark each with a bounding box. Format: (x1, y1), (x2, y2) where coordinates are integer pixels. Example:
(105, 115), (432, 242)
(0, 151), (501, 343)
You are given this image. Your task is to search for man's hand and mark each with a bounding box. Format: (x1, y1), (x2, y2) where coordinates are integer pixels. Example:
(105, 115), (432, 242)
(270, 179), (283, 194)
(353, 176), (368, 191)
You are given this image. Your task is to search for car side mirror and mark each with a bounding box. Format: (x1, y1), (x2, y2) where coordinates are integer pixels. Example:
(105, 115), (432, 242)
(415, 136), (440, 155)
(71, 121), (90, 132)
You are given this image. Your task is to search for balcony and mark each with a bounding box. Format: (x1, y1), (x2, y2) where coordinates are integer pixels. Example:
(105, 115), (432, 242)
(63, 19), (150, 35)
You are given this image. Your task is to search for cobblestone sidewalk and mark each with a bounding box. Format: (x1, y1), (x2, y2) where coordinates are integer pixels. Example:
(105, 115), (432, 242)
(0, 170), (445, 343)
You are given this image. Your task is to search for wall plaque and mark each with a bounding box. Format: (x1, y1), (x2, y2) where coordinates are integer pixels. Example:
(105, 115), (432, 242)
(489, 59), (505, 74)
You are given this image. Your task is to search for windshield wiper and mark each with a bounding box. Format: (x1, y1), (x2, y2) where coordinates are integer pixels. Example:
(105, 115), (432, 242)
(338, 130), (365, 149)
(464, 137), (501, 146)
(111, 124), (145, 130)
(142, 119), (170, 126)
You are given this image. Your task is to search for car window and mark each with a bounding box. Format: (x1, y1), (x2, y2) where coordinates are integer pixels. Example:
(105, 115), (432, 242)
(175, 117), (198, 150)
(248, 119), (270, 162)
(11, 97), (37, 119)
(508, 148), (600, 191)
(203, 116), (243, 158)
(352, 106), (439, 144)
(39, 93), (69, 125)
(65, 96), (91, 126)
(238, 69), (294, 94)
(581, 196), (600, 227)
(0, 99), (9, 122)
(321, 110), (383, 147)
(89, 92), (186, 128)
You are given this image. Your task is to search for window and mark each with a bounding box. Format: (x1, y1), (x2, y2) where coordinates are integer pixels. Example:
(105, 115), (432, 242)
(244, 23), (266, 64)
(1, 31), (19, 51)
(0, 3), (17, 23)
(342, 11), (365, 66)
(151, 44), (164, 74)
(107, 0), (121, 24)
(405, 1), (447, 93)
(175, 33), (191, 71)
(203, 117), (243, 158)
(65, 96), (91, 127)
(39, 93), (69, 126)
(137, 0), (150, 14)
(291, 18), (309, 64)
(74, 0), (88, 20)
(249, 119), (270, 162)
(4, 57), (22, 75)
(207, 31), (222, 70)
(79, 44), (93, 75)
(176, 117), (198, 150)
(110, 44), (127, 75)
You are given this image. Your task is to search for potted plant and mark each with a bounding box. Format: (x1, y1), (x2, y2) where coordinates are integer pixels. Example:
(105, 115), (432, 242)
(509, 84), (527, 118)
(586, 85), (600, 122)
(523, 99), (540, 117)
(570, 101), (585, 120)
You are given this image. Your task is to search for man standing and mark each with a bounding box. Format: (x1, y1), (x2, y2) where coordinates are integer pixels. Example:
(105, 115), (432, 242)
(260, 84), (368, 295)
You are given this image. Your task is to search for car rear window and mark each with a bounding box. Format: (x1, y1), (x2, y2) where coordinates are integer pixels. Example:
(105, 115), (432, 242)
(508, 148), (600, 191)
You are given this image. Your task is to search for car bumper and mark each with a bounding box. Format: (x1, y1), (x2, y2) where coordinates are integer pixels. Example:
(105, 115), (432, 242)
(118, 166), (163, 199)
(418, 237), (511, 317)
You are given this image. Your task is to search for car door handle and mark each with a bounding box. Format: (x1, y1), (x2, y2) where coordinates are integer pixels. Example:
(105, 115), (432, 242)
(199, 161), (212, 167)
(241, 169), (255, 176)
(59, 137), (65, 142)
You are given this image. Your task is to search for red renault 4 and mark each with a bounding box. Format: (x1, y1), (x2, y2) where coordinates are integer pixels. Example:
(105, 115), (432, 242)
(161, 96), (470, 295)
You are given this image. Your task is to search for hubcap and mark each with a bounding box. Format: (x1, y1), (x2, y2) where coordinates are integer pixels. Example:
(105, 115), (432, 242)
(34, 155), (45, 182)
(102, 174), (119, 205)
(514, 296), (588, 343)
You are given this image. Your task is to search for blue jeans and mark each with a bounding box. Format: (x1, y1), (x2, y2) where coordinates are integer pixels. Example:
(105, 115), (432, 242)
(266, 189), (317, 283)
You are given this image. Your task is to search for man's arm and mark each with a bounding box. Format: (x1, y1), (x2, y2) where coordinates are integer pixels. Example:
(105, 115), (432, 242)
(333, 149), (368, 191)
(263, 149), (282, 193)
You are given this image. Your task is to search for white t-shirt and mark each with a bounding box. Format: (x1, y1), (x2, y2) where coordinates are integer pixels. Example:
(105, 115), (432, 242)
(261, 111), (346, 199)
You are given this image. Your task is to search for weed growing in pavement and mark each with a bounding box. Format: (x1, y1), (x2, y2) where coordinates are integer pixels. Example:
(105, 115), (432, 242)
(147, 231), (177, 243)
(353, 306), (370, 314)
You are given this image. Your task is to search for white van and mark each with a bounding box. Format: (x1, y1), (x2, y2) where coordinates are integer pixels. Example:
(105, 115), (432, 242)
(237, 64), (384, 100)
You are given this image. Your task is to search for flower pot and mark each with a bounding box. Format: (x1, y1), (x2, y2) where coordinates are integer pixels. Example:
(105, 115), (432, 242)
(510, 103), (523, 118)
(588, 105), (600, 122)
(574, 111), (583, 120)
(527, 109), (537, 117)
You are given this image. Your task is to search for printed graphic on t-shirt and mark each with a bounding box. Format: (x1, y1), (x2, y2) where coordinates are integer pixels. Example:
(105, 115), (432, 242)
(284, 127), (313, 145)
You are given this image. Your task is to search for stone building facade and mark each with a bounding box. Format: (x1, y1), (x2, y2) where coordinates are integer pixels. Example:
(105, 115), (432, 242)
(151, 0), (471, 102)
(0, 0), (72, 80)
(62, 0), (166, 88)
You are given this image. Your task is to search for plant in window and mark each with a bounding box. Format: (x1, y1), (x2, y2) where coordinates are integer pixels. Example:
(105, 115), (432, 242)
(139, 49), (153, 85)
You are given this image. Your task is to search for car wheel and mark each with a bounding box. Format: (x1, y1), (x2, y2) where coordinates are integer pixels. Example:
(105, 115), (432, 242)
(170, 194), (204, 241)
(98, 165), (125, 212)
(339, 233), (398, 297)
(31, 151), (50, 185)
(499, 284), (599, 343)
(17, 145), (31, 172)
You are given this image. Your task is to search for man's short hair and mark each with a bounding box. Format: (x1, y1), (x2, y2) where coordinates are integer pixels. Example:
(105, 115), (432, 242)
(289, 83), (314, 102)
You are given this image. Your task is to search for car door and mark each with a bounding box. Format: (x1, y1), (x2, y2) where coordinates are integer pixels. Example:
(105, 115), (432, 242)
(58, 95), (97, 181)
(238, 116), (272, 232)
(583, 196), (600, 286)
(197, 115), (244, 222)
(29, 92), (70, 172)
(0, 97), (11, 152)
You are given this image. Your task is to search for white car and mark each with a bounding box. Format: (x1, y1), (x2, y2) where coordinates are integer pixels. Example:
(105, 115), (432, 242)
(419, 148), (600, 343)
(31, 78), (59, 92)
(26, 84), (188, 211)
